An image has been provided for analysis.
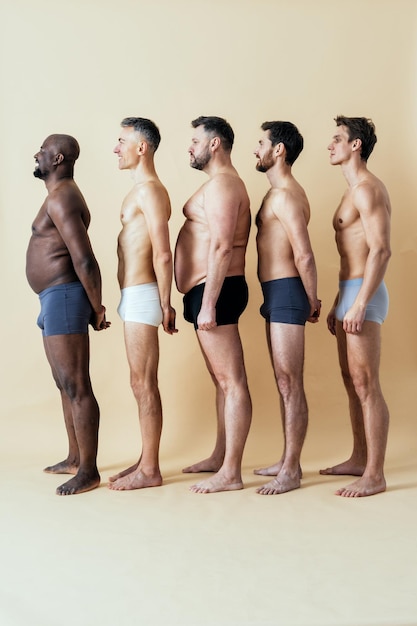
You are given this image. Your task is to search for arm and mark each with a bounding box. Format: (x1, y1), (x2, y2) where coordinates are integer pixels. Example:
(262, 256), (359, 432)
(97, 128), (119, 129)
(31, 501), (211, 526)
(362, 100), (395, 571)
(141, 184), (177, 335)
(327, 293), (339, 336)
(197, 177), (239, 331)
(275, 192), (321, 322)
(47, 187), (109, 331)
(343, 184), (391, 334)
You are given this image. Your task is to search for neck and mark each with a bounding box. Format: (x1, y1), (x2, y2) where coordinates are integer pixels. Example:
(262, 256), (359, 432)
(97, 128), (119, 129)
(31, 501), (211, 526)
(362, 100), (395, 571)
(340, 158), (368, 187)
(266, 160), (292, 188)
(131, 157), (157, 184)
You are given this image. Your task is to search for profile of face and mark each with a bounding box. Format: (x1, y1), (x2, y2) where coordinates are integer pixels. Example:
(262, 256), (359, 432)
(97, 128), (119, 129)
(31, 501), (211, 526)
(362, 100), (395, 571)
(33, 137), (55, 179)
(254, 131), (275, 173)
(327, 125), (352, 166)
(113, 127), (142, 170)
(188, 125), (212, 170)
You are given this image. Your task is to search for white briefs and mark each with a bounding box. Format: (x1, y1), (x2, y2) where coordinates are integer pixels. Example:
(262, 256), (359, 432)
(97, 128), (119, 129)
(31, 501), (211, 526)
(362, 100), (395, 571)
(118, 283), (163, 327)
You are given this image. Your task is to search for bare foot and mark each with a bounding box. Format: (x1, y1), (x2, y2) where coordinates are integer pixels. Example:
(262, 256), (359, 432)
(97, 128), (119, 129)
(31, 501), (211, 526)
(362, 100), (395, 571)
(335, 475), (386, 497)
(108, 468), (162, 491)
(254, 461), (302, 479)
(56, 470), (100, 496)
(108, 461), (139, 483)
(44, 459), (78, 475)
(182, 456), (223, 473)
(190, 471), (243, 494)
(319, 459), (366, 476)
(256, 471), (301, 495)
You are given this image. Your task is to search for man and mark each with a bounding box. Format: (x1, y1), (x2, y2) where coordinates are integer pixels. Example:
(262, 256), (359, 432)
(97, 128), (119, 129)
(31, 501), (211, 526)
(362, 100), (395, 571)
(175, 116), (252, 493)
(108, 117), (177, 491)
(320, 116), (391, 497)
(253, 121), (321, 495)
(26, 134), (110, 495)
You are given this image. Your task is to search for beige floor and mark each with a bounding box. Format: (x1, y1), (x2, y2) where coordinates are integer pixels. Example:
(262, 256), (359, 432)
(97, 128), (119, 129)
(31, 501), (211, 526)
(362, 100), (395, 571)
(2, 392), (417, 626)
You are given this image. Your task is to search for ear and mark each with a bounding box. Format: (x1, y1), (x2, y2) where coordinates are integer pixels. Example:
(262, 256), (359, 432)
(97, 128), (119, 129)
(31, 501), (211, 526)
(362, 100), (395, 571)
(274, 142), (284, 158)
(53, 153), (64, 166)
(210, 136), (221, 152)
(352, 138), (362, 153)
(136, 140), (147, 156)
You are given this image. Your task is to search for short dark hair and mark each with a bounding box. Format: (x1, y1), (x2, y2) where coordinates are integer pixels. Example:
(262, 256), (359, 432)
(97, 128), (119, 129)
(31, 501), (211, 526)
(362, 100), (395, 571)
(335, 115), (377, 161)
(191, 116), (234, 152)
(261, 121), (303, 165)
(121, 117), (161, 152)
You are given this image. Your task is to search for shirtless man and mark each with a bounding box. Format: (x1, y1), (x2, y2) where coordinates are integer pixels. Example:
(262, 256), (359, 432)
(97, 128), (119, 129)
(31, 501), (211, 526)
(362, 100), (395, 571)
(320, 116), (391, 497)
(26, 134), (110, 495)
(175, 116), (252, 493)
(253, 121), (321, 495)
(108, 117), (176, 491)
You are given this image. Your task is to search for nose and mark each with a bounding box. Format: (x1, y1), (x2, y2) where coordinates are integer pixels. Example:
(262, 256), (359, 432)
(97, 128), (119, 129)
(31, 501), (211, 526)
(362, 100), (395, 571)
(327, 142), (333, 151)
(113, 145), (119, 154)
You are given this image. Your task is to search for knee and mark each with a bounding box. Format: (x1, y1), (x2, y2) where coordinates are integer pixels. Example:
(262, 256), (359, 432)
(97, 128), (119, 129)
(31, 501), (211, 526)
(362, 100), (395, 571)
(130, 373), (157, 399)
(275, 371), (298, 399)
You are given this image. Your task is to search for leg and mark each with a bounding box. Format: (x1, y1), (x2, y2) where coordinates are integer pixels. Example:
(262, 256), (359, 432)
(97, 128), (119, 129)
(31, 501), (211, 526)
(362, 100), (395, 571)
(336, 322), (389, 497)
(320, 321), (368, 476)
(257, 323), (307, 495)
(109, 322), (163, 491)
(43, 337), (80, 474)
(189, 324), (252, 493)
(43, 334), (100, 495)
(254, 322), (302, 479)
(182, 342), (226, 473)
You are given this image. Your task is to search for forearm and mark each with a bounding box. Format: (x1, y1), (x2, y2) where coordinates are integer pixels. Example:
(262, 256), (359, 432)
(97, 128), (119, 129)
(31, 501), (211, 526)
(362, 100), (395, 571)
(153, 251), (174, 310)
(74, 257), (103, 312)
(201, 245), (232, 308)
(295, 253), (318, 307)
(355, 248), (391, 306)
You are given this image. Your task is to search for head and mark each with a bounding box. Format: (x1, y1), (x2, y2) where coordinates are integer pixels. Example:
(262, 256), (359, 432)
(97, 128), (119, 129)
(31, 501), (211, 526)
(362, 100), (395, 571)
(257, 121), (303, 171)
(189, 116), (234, 170)
(114, 117), (161, 169)
(334, 115), (377, 162)
(34, 134), (79, 180)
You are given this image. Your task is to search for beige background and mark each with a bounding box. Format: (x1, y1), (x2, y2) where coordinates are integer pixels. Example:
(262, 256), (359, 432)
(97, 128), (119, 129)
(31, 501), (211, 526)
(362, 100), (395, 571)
(1, 1), (417, 625)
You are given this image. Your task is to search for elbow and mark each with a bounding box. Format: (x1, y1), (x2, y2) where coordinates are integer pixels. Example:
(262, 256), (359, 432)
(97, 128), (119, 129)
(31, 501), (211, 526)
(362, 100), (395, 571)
(154, 250), (172, 269)
(295, 251), (315, 272)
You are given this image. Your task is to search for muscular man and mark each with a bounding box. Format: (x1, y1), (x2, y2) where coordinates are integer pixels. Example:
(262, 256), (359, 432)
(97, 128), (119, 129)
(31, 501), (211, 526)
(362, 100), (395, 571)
(320, 116), (391, 497)
(26, 134), (110, 495)
(175, 116), (252, 493)
(253, 121), (321, 495)
(108, 117), (177, 491)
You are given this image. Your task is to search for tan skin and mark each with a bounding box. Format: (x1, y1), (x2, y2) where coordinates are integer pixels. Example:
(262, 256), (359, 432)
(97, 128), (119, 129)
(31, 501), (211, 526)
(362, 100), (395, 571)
(175, 123), (252, 493)
(253, 130), (321, 495)
(320, 124), (391, 497)
(26, 134), (109, 495)
(108, 126), (177, 491)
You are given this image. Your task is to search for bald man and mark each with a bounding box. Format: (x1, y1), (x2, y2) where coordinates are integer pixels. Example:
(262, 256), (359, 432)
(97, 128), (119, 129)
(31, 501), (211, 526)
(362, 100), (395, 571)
(26, 134), (110, 495)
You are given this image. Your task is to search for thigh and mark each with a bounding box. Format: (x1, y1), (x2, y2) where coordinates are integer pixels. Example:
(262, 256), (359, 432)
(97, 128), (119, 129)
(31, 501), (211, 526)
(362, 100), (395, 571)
(43, 334), (91, 388)
(345, 321), (381, 377)
(123, 322), (159, 378)
(269, 322), (305, 377)
(197, 324), (246, 383)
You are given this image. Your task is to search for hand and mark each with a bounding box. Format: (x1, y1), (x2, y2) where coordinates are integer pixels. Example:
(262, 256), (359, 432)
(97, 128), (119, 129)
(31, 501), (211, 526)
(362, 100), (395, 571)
(91, 305), (111, 331)
(327, 307), (337, 336)
(307, 299), (322, 324)
(343, 303), (366, 334)
(197, 305), (217, 331)
(162, 306), (178, 335)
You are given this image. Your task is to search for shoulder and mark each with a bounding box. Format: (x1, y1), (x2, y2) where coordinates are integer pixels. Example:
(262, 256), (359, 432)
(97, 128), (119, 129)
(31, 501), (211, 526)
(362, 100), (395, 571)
(47, 180), (86, 216)
(352, 175), (388, 213)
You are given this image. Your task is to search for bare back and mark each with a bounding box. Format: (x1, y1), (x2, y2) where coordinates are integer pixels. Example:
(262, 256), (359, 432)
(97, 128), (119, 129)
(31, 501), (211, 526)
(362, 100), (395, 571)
(256, 180), (311, 283)
(334, 171), (391, 280)
(117, 179), (171, 288)
(175, 172), (250, 294)
(26, 180), (91, 293)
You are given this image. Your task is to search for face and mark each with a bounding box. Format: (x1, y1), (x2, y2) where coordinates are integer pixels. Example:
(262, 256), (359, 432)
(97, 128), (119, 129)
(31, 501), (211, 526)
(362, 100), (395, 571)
(188, 125), (212, 170)
(327, 125), (353, 165)
(113, 126), (141, 170)
(33, 137), (55, 179)
(254, 131), (275, 173)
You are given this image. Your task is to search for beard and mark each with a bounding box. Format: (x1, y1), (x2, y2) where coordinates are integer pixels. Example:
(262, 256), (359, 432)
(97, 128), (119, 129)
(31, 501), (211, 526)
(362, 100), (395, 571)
(256, 149), (275, 173)
(190, 147), (211, 170)
(33, 165), (46, 179)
